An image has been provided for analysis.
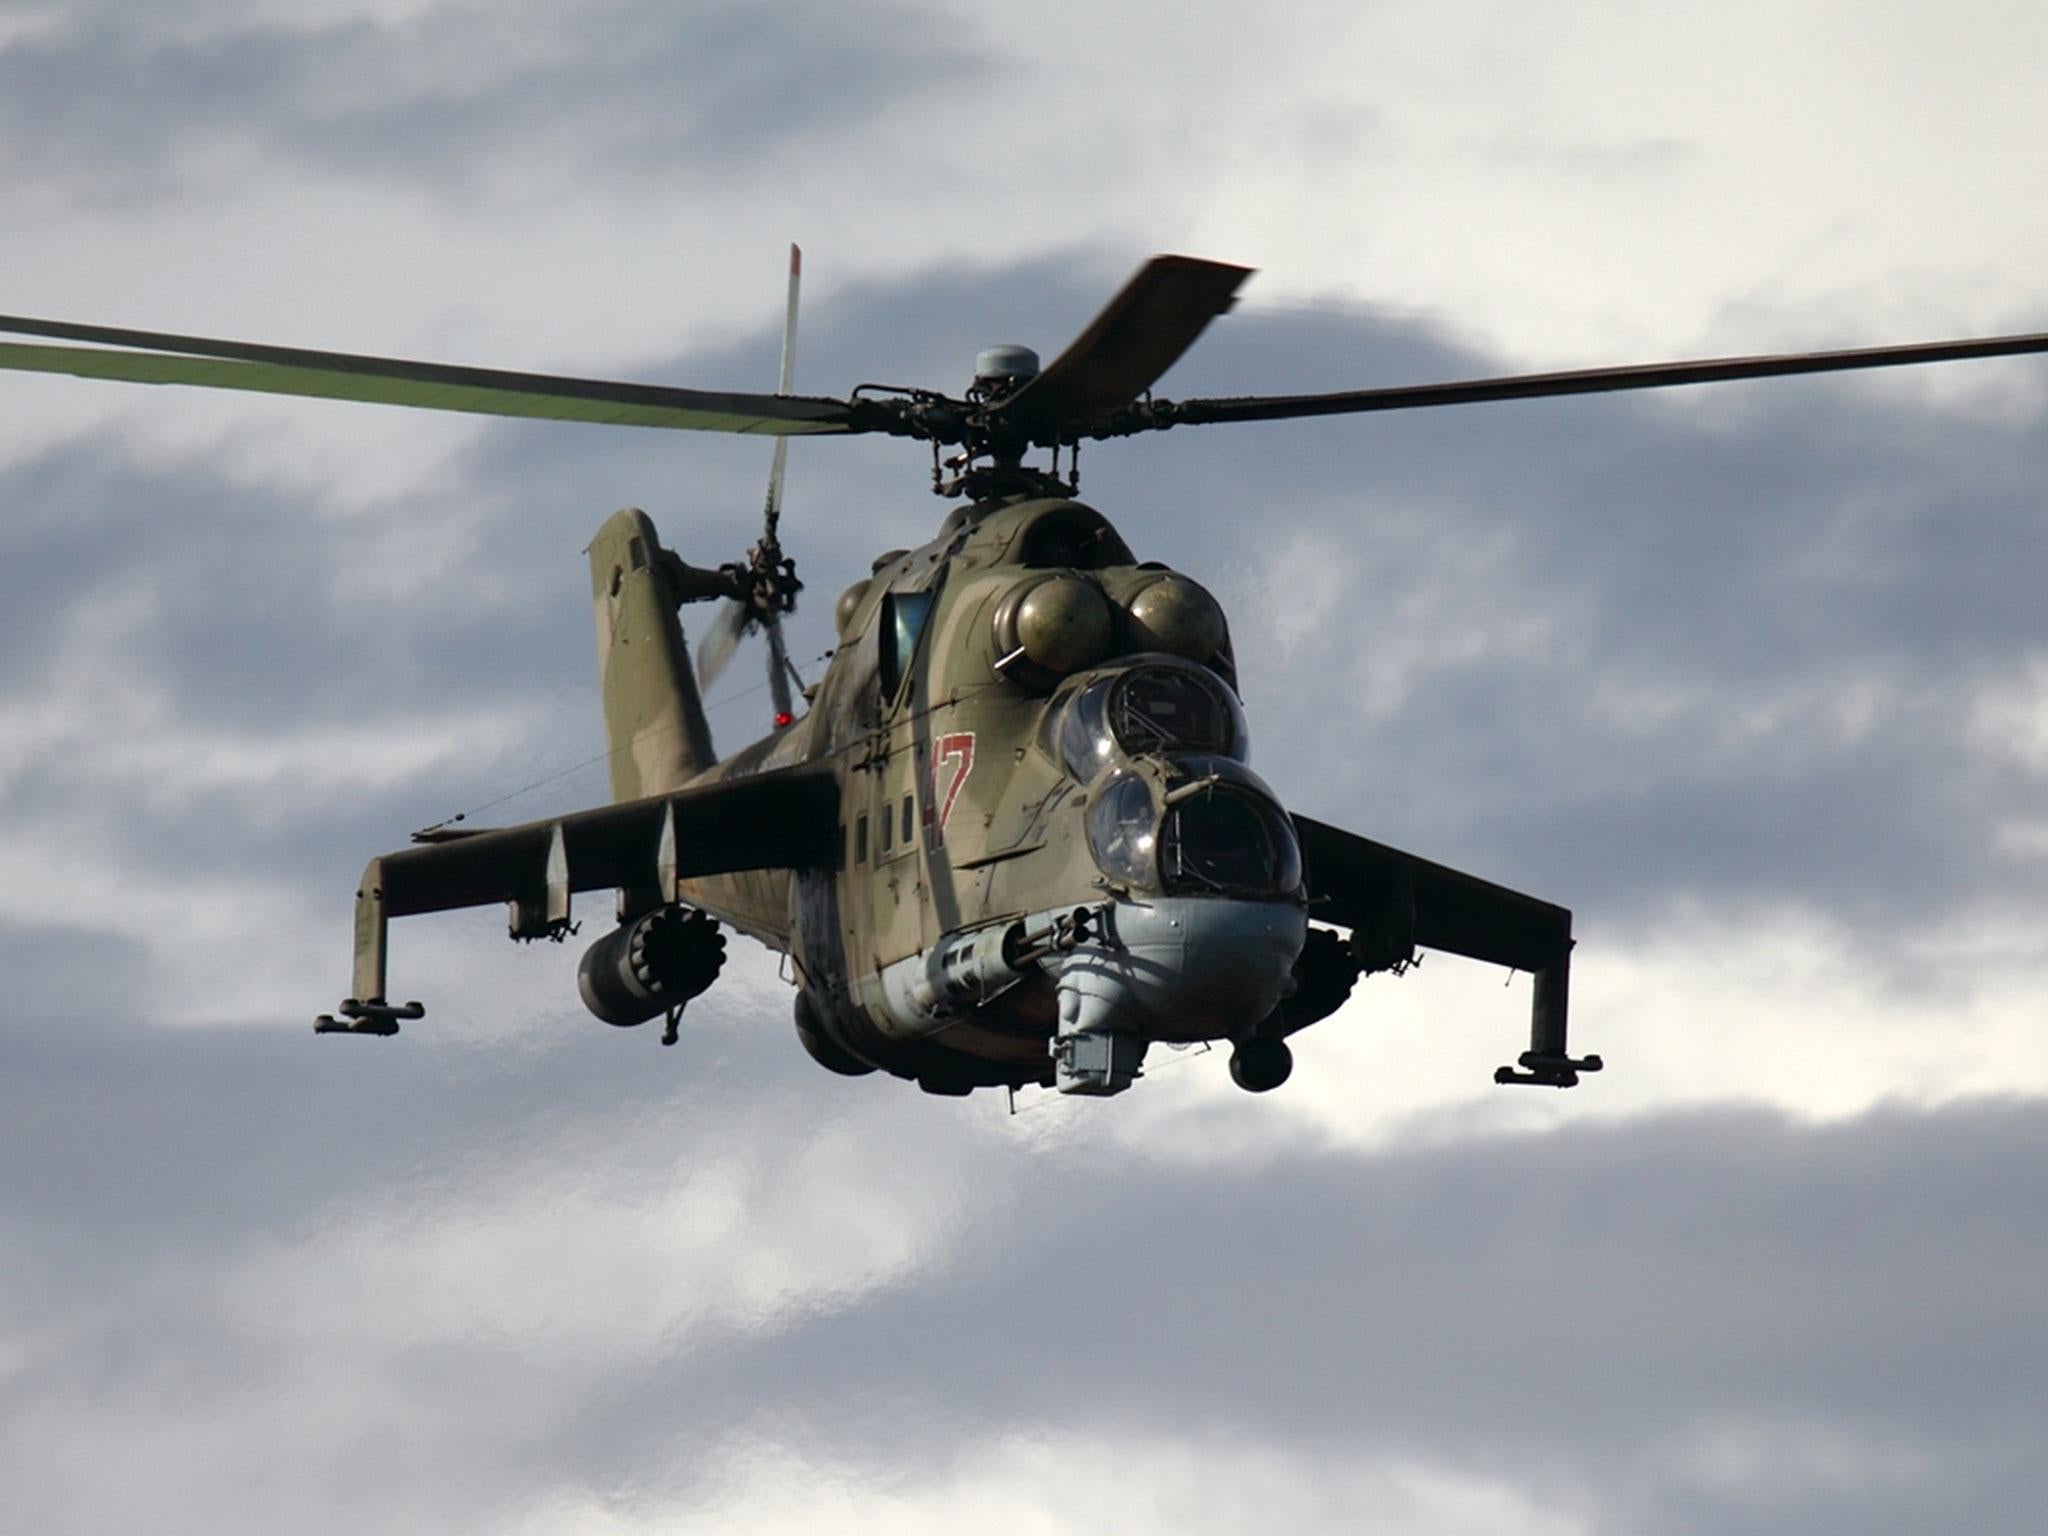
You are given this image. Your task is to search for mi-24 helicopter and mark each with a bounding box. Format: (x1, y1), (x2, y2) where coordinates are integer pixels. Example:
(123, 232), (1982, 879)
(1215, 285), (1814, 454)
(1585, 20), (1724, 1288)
(5, 253), (2046, 1098)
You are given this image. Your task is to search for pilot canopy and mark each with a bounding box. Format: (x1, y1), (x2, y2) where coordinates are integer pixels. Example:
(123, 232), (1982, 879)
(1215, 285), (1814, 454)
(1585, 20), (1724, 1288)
(1048, 655), (1250, 780)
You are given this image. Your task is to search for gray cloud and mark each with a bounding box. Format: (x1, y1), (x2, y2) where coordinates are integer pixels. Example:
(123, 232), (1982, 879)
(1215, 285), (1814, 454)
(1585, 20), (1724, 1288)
(0, 0), (984, 202)
(3, 993), (2041, 1533)
(628, 1100), (2048, 1536)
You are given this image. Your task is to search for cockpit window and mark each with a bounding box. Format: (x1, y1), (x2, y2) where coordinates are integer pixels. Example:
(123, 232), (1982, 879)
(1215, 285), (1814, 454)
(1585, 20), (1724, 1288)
(879, 589), (935, 700)
(1051, 659), (1248, 781)
(1086, 771), (1158, 889)
(1056, 679), (1116, 781)
(1084, 755), (1301, 899)
(1109, 665), (1246, 760)
(1159, 756), (1302, 899)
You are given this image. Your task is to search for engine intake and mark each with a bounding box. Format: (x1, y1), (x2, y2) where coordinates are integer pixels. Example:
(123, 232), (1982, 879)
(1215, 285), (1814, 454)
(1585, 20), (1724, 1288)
(577, 906), (725, 1026)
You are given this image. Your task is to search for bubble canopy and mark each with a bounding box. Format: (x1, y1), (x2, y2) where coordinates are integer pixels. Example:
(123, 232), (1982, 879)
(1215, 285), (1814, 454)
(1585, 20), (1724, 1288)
(1086, 754), (1302, 899)
(1050, 656), (1249, 783)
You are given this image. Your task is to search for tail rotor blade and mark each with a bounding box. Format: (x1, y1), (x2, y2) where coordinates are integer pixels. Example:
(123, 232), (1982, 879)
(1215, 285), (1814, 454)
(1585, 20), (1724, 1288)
(760, 245), (806, 732)
(762, 244), (802, 541)
(765, 613), (796, 725)
(696, 599), (749, 693)
(704, 245), (808, 723)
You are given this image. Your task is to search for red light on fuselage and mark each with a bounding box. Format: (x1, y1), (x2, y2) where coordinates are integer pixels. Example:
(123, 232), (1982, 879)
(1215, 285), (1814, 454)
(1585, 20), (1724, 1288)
(774, 712), (794, 729)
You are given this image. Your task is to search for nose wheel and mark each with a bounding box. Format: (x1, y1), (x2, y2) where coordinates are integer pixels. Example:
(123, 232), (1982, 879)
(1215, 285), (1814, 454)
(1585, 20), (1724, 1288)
(1229, 1037), (1293, 1093)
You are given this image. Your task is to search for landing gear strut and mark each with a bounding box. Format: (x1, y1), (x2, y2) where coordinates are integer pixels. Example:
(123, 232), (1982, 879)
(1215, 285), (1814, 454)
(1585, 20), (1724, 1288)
(1229, 1037), (1292, 1093)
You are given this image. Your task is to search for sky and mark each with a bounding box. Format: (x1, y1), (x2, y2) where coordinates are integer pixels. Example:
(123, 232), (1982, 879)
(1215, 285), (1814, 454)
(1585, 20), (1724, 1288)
(4, 1), (2047, 1530)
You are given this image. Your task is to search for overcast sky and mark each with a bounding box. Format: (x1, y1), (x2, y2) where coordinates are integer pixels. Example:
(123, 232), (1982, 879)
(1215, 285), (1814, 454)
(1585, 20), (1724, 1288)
(4, 2), (2047, 1531)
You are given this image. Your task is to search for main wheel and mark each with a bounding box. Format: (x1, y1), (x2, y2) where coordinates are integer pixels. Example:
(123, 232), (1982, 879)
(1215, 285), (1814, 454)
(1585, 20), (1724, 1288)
(1229, 1037), (1293, 1093)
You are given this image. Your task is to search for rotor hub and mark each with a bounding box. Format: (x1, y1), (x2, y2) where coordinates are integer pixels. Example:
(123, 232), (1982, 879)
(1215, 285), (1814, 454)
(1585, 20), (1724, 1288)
(973, 344), (1040, 394)
(705, 533), (800, 620)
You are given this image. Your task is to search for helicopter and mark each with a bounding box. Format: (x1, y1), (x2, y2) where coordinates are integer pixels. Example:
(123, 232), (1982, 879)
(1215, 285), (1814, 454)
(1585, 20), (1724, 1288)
(5, 254), (2046, 1099)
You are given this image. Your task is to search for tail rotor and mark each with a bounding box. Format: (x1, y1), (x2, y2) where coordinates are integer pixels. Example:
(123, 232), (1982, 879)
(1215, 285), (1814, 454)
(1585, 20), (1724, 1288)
(695, 243), (808, 729)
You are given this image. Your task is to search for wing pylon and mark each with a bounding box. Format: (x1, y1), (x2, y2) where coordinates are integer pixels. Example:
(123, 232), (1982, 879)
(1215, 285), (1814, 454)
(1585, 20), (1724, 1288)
(1292, 814), (1601, 1087)
(315, 763), (837, 1035)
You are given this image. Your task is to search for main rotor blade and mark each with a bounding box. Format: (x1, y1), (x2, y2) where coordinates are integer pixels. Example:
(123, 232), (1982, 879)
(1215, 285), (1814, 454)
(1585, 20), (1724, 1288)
(1148, 328), (2048, 432)
(995, 255), (1253, 434)
(0, 314), (860, 436)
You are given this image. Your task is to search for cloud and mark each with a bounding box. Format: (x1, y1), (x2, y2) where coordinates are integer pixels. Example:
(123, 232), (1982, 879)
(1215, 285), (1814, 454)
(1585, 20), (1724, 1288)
(544, 1435), (1591, 1536)
(599, 1100), (2048, 1536)
(0, 0), (986, 203)
(5, 1009), (2040, 1536)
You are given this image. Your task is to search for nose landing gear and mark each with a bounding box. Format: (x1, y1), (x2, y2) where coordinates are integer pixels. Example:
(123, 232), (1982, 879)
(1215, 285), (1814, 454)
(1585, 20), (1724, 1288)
(1228, 1036), (1293, 1093)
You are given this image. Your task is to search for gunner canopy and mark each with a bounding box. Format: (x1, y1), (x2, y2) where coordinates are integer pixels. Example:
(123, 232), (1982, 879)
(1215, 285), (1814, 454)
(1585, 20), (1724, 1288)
(1087, 755), (1302, 900)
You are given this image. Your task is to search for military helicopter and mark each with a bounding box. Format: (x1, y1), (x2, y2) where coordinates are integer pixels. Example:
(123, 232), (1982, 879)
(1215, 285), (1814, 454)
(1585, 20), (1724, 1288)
(5, 254), (2046, 1098)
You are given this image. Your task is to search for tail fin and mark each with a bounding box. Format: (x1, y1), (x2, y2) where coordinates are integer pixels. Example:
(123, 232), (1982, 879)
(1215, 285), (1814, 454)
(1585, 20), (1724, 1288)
(588, 508), (716, 801)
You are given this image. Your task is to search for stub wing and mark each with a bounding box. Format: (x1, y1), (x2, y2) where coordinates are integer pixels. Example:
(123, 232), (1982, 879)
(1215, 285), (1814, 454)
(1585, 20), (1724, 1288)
(1290, 814), (1601, 1087)
(317, 764), (838, 1034)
